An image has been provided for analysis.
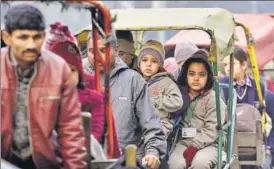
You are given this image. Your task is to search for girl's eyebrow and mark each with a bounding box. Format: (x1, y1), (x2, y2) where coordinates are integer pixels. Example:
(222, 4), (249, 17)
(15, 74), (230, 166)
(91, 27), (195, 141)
(187, 70), (207, 73)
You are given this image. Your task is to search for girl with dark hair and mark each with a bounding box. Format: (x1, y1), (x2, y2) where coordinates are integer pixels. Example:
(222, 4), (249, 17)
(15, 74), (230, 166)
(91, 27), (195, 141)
(168, 53), (226, 169)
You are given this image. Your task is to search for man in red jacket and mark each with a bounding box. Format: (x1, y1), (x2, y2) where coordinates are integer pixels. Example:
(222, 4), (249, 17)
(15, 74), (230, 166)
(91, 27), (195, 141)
(1, 4), (87, 169)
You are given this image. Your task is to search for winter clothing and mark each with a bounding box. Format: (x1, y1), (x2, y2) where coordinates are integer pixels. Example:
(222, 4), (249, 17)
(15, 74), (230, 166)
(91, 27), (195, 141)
(168, 90), (226, 169)
(47, 23), (117, 154)
(174, 40), (199, 64)
(164, 57), (177, 72)
(9, 52), (35, 160)
(46, 22), (84, 81)
(83, 57), (167, 161)
(265, 91), (274, 154)
(78, 73), (121, 158)
(180, 90), (226, 149)
(138, 40), (165, 66)
(163, 57), (181, 81)
(169, 143), (218, 169)
(1, 47), (87, 169)
(45, 21), (76, 50)
(267, 80), (274, 92)
(183, 145), (198, 168)
(78, 74), (105, 142)
(147, 72), (183, 137)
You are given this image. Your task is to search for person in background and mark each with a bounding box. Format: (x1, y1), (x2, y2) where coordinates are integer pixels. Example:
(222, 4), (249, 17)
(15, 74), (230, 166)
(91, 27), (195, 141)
(1, 4), (87, 168)
(220, 47), (274, 169)
(86, 32), (167, 169)
(137, 39), (183, 137)
(171, 40), (200, 80)
(116, 30), (138, 70)
(164, 57), (177, 73)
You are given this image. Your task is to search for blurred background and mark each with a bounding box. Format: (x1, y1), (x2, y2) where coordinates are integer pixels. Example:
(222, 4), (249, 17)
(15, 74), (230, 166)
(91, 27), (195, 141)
(1, 1), (274, 42)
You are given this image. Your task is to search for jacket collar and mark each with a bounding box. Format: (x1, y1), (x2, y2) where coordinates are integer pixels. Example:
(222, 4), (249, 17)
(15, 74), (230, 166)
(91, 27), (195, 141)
(110, 56), (129, 79)
(187, 87), (211, 101)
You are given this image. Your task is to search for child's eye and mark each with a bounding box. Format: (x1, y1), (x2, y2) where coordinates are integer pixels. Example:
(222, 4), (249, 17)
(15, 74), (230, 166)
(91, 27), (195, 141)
(188, 72), (195, 76)
(152, 60), (158, 64)
(199, 73), (207, 77)
(141, 59), (147, 62)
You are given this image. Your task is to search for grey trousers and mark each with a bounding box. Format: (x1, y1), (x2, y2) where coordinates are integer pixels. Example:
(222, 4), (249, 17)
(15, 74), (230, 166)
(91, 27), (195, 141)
(168, 143), (218, 169)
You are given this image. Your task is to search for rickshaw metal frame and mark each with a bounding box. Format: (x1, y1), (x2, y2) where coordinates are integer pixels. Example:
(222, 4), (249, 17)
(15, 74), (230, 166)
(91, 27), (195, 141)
(108, 7), (238, 169)
(235, 22), (267, 133)
(161, 13), (271, 168)
(45, 0), (117, 167)
(0, 1), (117, 169)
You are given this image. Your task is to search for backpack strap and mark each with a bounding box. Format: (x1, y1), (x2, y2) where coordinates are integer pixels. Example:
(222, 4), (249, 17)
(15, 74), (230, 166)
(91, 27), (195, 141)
(171, 86), (190, 120)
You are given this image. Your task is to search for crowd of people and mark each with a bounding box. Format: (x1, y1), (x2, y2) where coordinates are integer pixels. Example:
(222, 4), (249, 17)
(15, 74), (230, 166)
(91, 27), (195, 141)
(1, 4), (274, 169)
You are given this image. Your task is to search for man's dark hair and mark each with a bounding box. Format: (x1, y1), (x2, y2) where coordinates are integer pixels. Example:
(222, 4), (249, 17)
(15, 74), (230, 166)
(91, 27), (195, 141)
(178, 55), (214, 91)
(233, 46), (248, 64)
(4, 4), (45, 34)
(116, 30), (134, 42)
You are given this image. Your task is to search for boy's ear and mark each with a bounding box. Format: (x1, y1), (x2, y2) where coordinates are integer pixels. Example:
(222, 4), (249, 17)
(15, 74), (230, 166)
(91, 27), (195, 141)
(242, 61), (248, 71)
(2, 30), (11, 46)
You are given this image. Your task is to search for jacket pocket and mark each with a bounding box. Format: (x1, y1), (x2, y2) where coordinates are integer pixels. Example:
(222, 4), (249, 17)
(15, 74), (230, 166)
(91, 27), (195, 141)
(39, 96), (61, 102)
(37, 95), (61, 134)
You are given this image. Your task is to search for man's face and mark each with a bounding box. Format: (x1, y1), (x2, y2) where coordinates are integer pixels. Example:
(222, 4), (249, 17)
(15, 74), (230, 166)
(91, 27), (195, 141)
(87, 37), (116, 69)
(3, 30), (45, 64)
(223, 55), (247, 80)
(118, 50), (134, 66)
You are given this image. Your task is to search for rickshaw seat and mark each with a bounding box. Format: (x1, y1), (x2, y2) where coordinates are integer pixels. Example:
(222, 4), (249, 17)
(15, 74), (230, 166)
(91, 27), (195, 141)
(232, 104), (265, 168)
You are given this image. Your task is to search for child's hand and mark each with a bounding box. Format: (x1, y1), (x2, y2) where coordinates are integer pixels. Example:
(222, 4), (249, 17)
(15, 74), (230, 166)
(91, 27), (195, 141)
(183, 145), (198, 168)
(150, 87), (161, 96)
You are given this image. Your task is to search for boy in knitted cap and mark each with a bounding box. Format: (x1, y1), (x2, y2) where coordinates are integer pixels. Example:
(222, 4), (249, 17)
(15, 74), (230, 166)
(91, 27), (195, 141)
(138, 40), (183, 137)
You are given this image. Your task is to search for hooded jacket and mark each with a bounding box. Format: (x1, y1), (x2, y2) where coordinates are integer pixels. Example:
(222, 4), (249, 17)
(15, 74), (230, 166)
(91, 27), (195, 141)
(83, 57), (167, 160)
(147, 72), (183, 136)
(180, 90), (226, 150)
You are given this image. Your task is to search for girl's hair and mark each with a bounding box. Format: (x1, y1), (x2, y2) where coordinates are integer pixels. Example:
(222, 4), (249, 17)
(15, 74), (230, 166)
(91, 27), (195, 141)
(178, 55), (214, 91)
